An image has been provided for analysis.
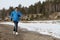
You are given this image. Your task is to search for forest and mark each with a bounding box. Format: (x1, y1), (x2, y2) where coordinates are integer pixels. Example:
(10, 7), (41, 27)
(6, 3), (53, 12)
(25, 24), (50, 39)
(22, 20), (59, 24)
(0, 0), (60, 21)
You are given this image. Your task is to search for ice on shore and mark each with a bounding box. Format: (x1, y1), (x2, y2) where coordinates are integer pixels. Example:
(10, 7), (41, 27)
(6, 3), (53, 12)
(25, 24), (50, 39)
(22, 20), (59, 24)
(0, 20), (60, 39)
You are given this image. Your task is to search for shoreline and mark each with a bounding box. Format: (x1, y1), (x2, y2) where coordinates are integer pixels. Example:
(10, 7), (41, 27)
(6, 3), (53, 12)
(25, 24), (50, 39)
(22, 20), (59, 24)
(0, 24), (60, 40)
(0, 22), (60, 39)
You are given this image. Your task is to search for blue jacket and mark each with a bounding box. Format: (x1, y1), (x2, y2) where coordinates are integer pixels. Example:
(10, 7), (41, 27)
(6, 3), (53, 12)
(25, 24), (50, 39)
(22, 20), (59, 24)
(10, 10), (22, 22)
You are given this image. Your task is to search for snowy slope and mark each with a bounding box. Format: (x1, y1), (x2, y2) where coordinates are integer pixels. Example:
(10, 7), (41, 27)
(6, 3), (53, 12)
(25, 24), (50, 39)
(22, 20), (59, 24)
(0, 20), (60, 39)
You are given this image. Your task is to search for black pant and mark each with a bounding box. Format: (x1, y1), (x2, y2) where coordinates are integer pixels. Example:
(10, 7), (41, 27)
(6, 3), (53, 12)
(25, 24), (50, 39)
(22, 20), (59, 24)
(13, 21), (18, 32)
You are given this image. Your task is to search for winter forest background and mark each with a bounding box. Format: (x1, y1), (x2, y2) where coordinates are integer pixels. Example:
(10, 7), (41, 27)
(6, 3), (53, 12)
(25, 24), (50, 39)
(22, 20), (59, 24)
(0, 0), (60, 21)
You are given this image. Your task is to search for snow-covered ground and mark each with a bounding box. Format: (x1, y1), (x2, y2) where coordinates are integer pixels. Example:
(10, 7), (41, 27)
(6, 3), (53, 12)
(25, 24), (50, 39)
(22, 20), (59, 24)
(0, 20), (60, 39)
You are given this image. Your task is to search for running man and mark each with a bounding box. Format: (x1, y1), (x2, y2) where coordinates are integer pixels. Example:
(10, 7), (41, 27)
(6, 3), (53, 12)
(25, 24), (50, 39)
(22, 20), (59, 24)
(10, 7), (22, 35)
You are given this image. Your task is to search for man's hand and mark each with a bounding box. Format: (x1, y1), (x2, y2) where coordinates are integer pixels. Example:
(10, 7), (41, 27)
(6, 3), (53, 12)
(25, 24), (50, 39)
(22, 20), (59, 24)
(11, 18), (12, 21)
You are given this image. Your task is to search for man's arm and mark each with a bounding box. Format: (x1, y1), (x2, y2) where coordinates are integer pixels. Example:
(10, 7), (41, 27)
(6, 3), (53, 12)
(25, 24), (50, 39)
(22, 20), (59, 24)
(10, 12), (13, 21)
(18, 11), (22, 17)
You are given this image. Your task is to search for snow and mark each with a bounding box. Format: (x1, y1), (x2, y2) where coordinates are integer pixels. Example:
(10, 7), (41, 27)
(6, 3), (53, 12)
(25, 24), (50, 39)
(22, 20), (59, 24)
(0, 20), (60, 39)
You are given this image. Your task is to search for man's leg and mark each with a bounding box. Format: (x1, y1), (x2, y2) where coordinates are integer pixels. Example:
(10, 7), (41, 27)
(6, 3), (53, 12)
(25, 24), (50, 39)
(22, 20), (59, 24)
(13, 21), (18, 35)
(13, 21), (16, 32)
(13, 21), (16, 34)
(15, 22), (18, 32)
(15, 21), (18, 35)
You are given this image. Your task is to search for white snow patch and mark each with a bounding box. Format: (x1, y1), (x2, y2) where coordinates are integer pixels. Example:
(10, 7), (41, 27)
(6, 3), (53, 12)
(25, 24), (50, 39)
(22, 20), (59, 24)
(0, 20), (60, 39)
